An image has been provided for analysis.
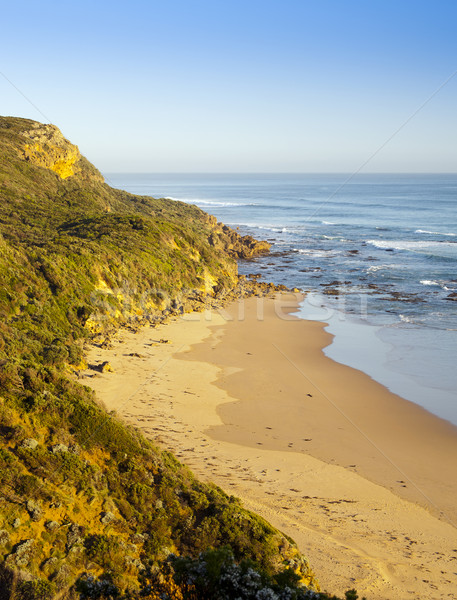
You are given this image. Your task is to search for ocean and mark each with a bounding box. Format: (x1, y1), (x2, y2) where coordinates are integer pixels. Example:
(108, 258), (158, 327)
(106, 173), (457, 426)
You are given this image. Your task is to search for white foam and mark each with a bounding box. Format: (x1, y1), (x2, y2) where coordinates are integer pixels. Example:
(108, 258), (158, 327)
(415, 229), (456, 237)
(399, 314), (415, 324)
(367, 239), (456, 251)
(367, 264), (396, 273)
(165, 196), (257, 207)
(296, 248), (341, 258)
(322, 234), (346, 241)
(420, 280), (440, 286)
(420, 280), (455, 291)
(225, 222), (287, 233)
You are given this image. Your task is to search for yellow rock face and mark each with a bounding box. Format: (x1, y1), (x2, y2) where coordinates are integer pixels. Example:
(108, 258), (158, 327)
(21, 123), (81, 179)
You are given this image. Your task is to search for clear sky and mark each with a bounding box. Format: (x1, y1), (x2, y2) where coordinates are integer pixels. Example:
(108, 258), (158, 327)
(1, 0), (456, 172)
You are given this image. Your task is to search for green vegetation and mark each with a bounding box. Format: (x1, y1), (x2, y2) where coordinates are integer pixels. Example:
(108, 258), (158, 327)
(0, 117), (361, 599)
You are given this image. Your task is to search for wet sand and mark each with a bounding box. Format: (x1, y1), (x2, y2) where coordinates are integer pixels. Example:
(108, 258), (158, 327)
(82, 294), (457, 599)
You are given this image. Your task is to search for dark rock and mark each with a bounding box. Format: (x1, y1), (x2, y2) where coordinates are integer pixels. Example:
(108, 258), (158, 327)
(320, 280), (341, 287)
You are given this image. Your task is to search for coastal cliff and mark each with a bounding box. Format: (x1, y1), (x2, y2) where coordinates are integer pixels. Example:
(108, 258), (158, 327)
(21, 123), (84, 180)
(0, 117), (355, 599)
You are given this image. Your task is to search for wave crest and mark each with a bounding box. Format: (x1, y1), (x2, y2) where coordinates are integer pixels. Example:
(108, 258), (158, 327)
(415, 229), (456, 237)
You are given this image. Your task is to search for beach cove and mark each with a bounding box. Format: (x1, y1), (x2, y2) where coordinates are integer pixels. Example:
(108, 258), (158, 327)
(82, 294), (457, 600)
(109, 172), (457, 425)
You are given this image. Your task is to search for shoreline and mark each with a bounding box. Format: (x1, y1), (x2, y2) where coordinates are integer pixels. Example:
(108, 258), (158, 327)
(81, 293), (457, 599)
(297, 292), (457, 427)
(190, 294), (457, 523)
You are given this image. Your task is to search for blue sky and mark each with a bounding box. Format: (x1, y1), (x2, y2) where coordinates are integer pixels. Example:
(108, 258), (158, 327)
(1, 0), (456, 172)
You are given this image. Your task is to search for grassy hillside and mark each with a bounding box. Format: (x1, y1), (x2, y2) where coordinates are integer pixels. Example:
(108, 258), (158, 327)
(0, 117), (360, 600)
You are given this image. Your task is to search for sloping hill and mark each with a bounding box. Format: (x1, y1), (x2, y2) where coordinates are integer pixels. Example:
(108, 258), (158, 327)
(0, 117), (353, 600)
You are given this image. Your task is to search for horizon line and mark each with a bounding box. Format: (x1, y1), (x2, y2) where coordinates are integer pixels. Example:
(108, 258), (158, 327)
(102, 171), (457, 176)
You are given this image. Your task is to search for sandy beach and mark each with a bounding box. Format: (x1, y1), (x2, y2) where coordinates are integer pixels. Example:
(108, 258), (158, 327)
(82, 294), (457, 600)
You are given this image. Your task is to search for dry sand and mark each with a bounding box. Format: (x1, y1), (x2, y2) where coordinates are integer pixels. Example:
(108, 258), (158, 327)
(82, 294), (457, 600)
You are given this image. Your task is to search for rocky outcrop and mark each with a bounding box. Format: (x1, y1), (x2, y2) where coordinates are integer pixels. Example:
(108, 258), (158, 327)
(205, 214), (271, 259)
(19, 122), (104, 182)
(20, 123), (81, 179)
(214, 224), (271, 258)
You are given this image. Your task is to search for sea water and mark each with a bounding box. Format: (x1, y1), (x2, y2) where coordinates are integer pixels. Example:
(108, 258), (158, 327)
(106, 173), (457, 426)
